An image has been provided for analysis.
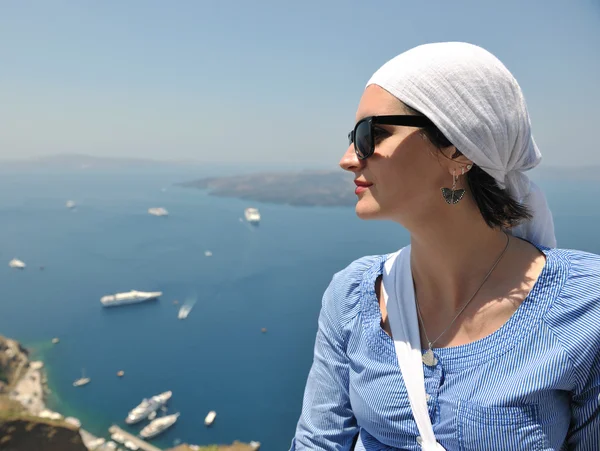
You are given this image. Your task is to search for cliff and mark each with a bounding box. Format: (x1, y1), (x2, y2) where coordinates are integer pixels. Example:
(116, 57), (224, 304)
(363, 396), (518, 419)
(0, 414), (87, 451)
(0, 335), (29, 392)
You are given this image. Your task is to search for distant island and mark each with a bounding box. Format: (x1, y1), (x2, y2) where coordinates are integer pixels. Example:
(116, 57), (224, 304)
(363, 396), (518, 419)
(177, 164), (600, 208)
(178, 170), (357, 207)
(0, 153), (198, 170)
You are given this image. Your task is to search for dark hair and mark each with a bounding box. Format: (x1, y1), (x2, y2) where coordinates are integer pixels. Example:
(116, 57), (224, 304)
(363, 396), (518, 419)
(404, 104), (531, 229)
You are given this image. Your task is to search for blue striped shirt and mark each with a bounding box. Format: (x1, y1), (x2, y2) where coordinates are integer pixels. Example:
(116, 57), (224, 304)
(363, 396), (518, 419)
(290, 246), (600, 450)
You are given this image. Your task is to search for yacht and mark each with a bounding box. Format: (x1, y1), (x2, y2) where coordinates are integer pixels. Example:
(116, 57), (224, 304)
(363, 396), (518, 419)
(148, 207), (168, 217)
(244, 208), (260, 224)
(9, 258), (26, 269)
(73, 368), (90, 387)
(100, 290), (162, 307)
(204, 410), (216, 426)
(139, 412), (179, 439)
(125, 391), (172, 424)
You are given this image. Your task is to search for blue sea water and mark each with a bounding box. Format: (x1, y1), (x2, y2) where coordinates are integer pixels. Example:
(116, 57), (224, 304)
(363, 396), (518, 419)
(0, 167), (598, 450)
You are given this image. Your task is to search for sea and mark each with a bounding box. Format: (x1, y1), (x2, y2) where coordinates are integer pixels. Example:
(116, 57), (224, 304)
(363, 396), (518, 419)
(0, 166), (598, 451)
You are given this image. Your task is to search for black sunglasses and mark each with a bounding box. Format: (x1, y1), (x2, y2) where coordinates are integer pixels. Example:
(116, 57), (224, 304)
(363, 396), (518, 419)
(348, 115), (434, 160)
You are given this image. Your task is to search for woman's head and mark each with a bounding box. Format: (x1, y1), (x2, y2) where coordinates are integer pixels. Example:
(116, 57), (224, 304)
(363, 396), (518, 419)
(340, 85), (472, 225)
(340, 42), (555, 245)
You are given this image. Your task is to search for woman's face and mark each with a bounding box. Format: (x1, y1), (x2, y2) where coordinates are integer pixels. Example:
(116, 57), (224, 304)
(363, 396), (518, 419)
(340, 85), (460, 226)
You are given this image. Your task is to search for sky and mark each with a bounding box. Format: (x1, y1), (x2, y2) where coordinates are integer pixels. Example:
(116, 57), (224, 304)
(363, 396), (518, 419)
(0, 0), (599, 168)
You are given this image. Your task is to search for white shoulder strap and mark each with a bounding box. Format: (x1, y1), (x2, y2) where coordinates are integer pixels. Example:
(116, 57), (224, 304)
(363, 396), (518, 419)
(382, 247), (445, 451)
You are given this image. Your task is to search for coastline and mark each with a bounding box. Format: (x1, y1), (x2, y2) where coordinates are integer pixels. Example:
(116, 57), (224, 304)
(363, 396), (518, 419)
(2, 336), (261, 451)
(4, 338), (109, 449)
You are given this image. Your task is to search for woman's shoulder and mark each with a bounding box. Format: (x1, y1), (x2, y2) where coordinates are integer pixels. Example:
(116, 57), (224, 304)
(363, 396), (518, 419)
(321, 254), (386, 327)
(544, 247), (600, 314)
(548, 246), (600, 288)
(543, 247), (600, 386)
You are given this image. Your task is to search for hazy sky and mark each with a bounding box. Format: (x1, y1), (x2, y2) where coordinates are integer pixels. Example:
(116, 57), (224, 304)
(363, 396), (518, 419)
(1, 0), (599, 167)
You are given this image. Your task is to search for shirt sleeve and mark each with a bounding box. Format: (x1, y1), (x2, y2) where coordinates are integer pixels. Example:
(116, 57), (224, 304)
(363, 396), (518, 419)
(567, 376), (600, 450)
(291, 277), (359, 450)
(551, 251), (600, 449)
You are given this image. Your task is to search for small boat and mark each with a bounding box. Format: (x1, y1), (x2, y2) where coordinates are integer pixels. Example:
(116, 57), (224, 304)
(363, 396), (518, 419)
(66, 200), (76, 209)
(261, 328), (267, 333)
(73, 368), (90, 387)
(204, 250), (213, 257)
(9, 259), (26, 269)
(117, 370), (125, 377)
(51, 338), (60, 344)
(204, 410), (216, 426)
(148, 207), (168, 217)
(177, 299), (196, 320)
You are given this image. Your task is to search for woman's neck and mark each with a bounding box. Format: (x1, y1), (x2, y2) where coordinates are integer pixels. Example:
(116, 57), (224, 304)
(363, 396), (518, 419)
(408, 203), (511, 311)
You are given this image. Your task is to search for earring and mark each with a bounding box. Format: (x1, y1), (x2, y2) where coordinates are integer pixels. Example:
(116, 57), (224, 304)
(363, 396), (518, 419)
(441, 169), (466, 205)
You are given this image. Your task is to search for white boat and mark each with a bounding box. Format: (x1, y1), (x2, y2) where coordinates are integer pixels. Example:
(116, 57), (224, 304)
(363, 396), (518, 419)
(66, 200), (76, 209)
(244, 208), (260, 224)
(100, 290), (162, 307)
(73, 368), (90, 387)
(125, 391), (172, 424)
(148, 207), (168, 217)
(9, 258), (26, 269)
(177, 300), (196, 320)
(139, 412), (179, 439)
(204, 410), (216, 426)
(124, 440), (139, 451)
(204, 250), (212, 257)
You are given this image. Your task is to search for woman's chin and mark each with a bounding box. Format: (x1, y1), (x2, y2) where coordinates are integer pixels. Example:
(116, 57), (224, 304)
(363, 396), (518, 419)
(355, 200), (382, 220)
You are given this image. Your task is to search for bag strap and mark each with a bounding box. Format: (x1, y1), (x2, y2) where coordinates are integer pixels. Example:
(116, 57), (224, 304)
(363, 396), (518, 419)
(382, 247), (445, 451)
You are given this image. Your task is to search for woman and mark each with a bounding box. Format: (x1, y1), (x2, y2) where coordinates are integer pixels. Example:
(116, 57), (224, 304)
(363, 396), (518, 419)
(290, 42), (600, 450)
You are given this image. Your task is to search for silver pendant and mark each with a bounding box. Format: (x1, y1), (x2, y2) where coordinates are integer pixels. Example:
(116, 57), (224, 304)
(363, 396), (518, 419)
(422, 349), (438, 366)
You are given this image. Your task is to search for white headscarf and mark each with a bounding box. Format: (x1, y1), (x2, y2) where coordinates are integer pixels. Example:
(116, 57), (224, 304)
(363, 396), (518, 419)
(367, 42), (556, 248)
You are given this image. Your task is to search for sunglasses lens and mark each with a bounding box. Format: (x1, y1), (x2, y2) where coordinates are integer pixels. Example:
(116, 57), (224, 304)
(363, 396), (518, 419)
(354, 120), (372, 159)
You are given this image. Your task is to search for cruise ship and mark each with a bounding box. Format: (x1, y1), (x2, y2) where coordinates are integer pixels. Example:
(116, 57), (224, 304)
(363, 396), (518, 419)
(244, 208), (260, 224)
(139, 412), (179, 439)
(100, 290), (162, 307)
(125, 391), (172, 424)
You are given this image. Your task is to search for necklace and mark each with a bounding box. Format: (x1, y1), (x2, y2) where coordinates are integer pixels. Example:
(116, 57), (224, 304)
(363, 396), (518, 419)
(415, 233), (510, 366)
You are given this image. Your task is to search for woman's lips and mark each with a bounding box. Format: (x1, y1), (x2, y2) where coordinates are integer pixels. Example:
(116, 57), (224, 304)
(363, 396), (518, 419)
(354, 180), (372, 195)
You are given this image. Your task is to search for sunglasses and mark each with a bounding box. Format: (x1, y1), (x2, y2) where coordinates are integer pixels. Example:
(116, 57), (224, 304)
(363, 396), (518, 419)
(348, 115), (434, 160)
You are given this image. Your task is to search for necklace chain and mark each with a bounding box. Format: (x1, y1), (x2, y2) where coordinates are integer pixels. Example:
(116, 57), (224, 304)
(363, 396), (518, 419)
(415, 233), (510, 351)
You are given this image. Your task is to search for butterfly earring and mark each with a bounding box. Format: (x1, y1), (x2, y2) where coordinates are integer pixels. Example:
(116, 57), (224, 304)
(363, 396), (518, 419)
(441, 165), (471, 205)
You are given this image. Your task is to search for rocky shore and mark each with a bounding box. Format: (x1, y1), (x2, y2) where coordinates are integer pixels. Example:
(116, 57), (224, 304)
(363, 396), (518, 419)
(0, 335), (260, 451)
